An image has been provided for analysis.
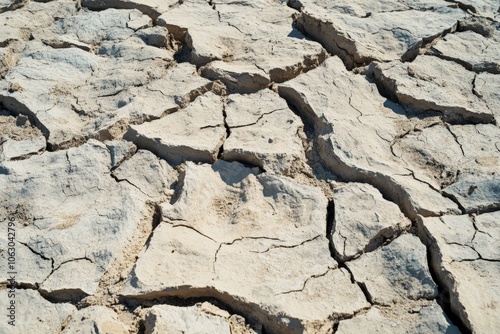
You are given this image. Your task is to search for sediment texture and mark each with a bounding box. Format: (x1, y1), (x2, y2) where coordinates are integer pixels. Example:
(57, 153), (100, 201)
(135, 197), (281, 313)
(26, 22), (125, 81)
(0, 0), (498, 333)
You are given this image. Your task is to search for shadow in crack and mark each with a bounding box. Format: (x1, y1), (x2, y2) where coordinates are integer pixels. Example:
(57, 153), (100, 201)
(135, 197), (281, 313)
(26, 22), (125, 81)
(211, 160), (260, 186)
(287, 25), (308, 39)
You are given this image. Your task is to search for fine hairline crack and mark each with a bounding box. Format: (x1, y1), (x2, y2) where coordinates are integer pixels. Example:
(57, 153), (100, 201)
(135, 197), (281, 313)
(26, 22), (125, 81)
(212, 236), (284, 274)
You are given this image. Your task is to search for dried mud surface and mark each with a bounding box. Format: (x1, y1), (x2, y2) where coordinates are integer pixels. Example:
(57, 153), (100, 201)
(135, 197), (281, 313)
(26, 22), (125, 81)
(0, 0), (499, 333)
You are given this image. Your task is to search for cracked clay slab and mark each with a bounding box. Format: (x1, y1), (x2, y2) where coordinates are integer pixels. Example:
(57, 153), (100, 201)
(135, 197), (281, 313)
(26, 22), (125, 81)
(419, 212), (500, 333)
(0, 140), (175, 299)
(121, 160), (369, 334)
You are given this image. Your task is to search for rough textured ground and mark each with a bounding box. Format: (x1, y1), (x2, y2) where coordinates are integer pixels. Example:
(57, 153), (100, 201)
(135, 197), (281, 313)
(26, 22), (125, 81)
(0, 0), (498, 333)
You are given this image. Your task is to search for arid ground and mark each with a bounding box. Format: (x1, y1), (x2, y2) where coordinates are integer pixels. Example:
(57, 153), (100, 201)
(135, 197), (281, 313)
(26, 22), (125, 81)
(0, 0), (499, 333)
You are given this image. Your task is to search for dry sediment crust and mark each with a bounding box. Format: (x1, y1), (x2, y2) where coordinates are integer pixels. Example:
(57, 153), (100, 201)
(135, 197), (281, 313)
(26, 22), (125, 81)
(0, 0), (499, 333)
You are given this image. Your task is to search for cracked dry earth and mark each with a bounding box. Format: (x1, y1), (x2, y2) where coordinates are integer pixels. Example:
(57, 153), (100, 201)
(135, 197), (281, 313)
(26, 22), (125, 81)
(0, 1), (499, 334)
